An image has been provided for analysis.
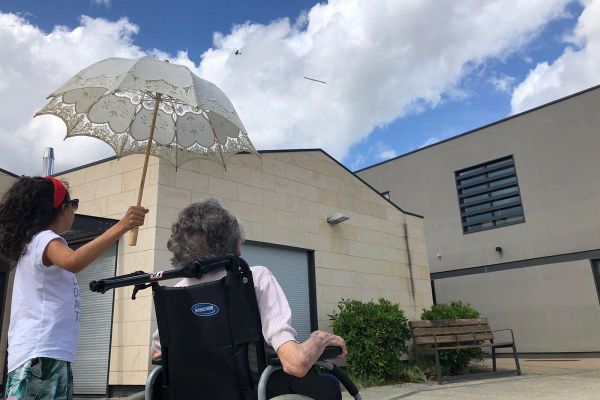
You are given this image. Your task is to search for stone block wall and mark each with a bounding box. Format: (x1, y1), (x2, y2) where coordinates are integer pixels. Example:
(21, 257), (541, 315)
(15, 150), (433, 387)
(154, 151), (432, 332)
(62, 155), (161, 385)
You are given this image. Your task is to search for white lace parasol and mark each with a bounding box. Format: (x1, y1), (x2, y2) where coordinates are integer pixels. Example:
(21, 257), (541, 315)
(36, 57), (258, 245)
(36, 57), (257, 168)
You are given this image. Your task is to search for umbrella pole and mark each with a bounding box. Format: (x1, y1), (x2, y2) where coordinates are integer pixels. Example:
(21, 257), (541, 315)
(129, 93), (162, 246)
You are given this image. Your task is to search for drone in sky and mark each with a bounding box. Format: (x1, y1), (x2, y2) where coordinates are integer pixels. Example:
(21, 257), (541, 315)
(303, 76), (327, 84)
(232, 50), (326, 84)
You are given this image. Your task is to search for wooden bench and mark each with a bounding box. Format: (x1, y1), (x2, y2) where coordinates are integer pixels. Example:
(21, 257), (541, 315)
(409, 318), (521, 383)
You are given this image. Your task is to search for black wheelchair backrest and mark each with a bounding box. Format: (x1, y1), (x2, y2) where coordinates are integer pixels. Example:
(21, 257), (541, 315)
(153, 256), (266, 400)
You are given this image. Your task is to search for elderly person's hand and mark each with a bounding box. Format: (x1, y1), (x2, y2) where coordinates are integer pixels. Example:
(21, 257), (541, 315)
(276, 330), (347, 377)
(151, 349), (161, 362)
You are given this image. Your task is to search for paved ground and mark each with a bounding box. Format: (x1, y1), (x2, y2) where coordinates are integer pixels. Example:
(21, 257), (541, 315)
(71, 358), (600, 399)
(342, 358), (600, 400)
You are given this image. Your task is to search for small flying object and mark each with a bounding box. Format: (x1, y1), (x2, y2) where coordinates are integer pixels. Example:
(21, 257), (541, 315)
(303, 76), (327, 84)
(234, 50), (242, 55)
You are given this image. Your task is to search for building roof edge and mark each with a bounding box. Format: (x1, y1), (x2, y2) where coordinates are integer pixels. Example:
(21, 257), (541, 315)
(53, 148), (424, 219)
(355, 82), (600, 173)
(0, 166), (19, 178)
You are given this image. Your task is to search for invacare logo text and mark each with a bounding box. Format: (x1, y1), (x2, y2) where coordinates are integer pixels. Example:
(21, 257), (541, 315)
(191, 303), (220, 317)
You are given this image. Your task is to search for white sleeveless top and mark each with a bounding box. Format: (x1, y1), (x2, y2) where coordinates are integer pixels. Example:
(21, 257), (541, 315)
(7, 230), (81, 372)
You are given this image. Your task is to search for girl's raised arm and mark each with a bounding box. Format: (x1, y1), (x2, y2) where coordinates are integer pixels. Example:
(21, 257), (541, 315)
(44, 206), (148, 273)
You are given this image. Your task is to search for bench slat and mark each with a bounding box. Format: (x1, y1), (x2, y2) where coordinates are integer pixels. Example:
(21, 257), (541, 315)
(412, 325), (491, 337)
(409, 318), (488, 328)
(420, 341), (514, 351)
(414, 332), (494, 345)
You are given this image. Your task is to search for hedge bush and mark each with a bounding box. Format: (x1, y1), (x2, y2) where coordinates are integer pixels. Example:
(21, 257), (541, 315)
(420, 301), (484, 376)
(329, 298), (411, 383)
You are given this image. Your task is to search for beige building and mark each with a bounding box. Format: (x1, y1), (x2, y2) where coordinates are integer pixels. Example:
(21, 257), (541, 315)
(357, 84), (600, 355)
(0, 149), (430, 396)
(0, 169), (15, 196)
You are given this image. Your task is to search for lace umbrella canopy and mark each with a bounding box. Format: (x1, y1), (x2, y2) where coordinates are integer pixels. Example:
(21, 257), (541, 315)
(36, 57), (258, 245)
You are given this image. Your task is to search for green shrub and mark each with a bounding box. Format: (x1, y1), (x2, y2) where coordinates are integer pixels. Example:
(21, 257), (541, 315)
(329, 298), (411, 383)
(398, 362), (426, 383)
(420, 301), (484, 376)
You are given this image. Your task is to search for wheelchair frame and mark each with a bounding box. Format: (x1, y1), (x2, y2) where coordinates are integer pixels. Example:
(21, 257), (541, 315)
(90, 255), (361, 400)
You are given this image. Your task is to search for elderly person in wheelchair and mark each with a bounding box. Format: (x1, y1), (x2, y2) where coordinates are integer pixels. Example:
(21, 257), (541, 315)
(140, 199), (358, 400)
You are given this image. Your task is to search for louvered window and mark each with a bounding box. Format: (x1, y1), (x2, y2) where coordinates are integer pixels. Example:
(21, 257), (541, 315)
(455, 155), (525, 233)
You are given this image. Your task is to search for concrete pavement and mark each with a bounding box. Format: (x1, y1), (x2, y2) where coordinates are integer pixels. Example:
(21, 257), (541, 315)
(342, 358), (600, 400)
(73, 358), (600, 399)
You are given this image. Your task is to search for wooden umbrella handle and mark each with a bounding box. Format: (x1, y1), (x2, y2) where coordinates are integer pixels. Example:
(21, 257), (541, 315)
(129, 93), (162, 246)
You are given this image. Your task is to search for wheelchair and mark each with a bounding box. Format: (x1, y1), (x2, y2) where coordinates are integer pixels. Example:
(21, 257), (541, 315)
(91, 255), (362, 400)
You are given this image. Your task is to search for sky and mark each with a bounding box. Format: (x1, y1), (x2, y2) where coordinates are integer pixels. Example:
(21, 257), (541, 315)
(0, 0), (599, 175)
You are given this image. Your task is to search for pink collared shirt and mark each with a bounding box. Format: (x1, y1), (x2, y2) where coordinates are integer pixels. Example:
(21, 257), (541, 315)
(151, 265), (297, 353)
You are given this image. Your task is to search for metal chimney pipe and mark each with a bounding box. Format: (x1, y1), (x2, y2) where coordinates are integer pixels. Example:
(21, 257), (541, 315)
(43, 147), (55, 177)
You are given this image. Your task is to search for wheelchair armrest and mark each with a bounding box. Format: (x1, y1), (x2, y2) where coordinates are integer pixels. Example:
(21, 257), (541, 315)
(319, 346), (342, 360)
(268, 357), (282, 366)
(268, 346), (342, 366)
(259, 360), (360, 400)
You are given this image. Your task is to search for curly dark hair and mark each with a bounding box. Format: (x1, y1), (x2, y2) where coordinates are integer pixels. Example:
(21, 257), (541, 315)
(0, 176), (69, 262)
(167, 199), (244, 267)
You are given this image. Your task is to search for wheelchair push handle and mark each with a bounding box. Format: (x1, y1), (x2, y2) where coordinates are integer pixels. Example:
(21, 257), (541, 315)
(89, 254), (243, 294)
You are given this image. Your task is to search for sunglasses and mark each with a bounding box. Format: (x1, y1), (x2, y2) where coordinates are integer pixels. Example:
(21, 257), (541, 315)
(64, 199), (79, 211)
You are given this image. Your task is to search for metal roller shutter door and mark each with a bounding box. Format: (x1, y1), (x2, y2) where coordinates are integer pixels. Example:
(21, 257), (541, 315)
(241, 242), (312, 341)
(71, 243), (117, 395)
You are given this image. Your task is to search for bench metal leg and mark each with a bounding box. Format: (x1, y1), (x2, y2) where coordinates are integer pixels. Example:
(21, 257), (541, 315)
(512, 343), (521, 375)
(434, 349), (442, 384)
(492, 347), (497, 372)
(413, 346), (427, 384)
(413, 346), (421, 370)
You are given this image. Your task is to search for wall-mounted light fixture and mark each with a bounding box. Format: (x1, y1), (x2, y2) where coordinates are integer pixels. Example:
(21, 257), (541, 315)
(327, 212), (350, 225)
(495, 246), (503, 254)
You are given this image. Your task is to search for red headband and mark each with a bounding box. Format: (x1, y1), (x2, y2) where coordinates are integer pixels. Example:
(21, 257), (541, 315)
(45, 176), (67, 209)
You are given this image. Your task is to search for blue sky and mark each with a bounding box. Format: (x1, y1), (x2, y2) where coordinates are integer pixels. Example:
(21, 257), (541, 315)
(0, 0), (317, 53)
(0, 0), (599, 175)
(355, 1), (585, 168)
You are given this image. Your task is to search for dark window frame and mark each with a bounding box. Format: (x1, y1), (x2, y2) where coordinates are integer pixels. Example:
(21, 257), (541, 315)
(591, 260), (600, 306)
(455, 155), (525, 234)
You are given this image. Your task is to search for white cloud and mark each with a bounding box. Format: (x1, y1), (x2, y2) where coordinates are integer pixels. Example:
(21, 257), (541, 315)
(374, 142), (397, 161)
(349, 141), (396, 170)
(196, 0), (569, 161)
(0, 13), (143, 174)
(420, 137), (442, 148)
(490, 74), (516, 92)
(378, 149), (397, 160)
(92, 0), (111, 7)
(349, 153), (366, 171)
(0, 0), (571, 174)
(511, 0), (600, 113)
